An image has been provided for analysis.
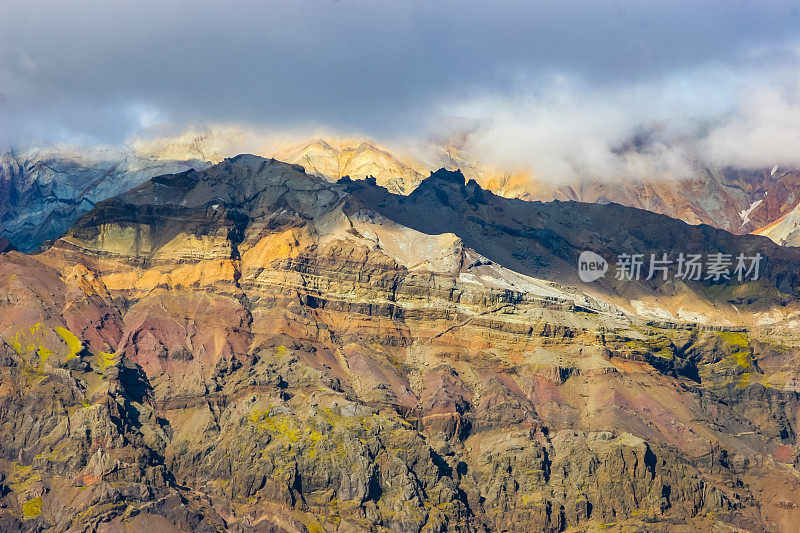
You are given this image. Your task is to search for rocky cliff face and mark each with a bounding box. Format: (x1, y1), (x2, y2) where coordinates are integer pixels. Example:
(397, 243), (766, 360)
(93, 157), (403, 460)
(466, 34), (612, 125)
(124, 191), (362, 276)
(754, 201), (800, 247)
(545, 167), (800, 236)
(0, 146), (208, 252)
(273, 139), (428, 195)
(3, 156), (800, 531)
(4, 138), (800, 254)
(271, 138), (800, 239)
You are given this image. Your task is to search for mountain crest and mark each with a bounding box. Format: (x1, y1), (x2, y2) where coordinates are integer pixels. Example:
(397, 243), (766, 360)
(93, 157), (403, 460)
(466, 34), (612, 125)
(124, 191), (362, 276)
(427, 167), (466, 185)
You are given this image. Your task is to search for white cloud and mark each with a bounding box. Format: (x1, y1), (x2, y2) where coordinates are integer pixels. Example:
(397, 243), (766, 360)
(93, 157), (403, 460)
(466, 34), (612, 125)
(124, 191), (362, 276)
(434, 50), (800, 183)
(128, 103), (165, 131)
(702, 85), (800, 168)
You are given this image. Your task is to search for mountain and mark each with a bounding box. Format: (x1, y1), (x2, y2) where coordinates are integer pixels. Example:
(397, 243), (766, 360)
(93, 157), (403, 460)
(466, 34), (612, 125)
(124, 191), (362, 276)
(547, 167), (800, 236)
(273, 139), (428, 194)
(0, 146), (209, 252)
(753, 203), (800, 247)
(4, 134), (800, 254)
(124, 129), (800, 240)
(3, 156), (800, 531)
(343, 169), (800, 322)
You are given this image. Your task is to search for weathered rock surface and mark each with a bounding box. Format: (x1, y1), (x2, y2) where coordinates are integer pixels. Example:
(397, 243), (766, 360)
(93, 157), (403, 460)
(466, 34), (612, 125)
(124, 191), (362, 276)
(540, 167), (800, 236)
(754, 200), (800, 247)
(274, 139), (427, 195)
(5, 137), (800, 254)
(2, 156), (800, 531)
(0, 146), (208, 252)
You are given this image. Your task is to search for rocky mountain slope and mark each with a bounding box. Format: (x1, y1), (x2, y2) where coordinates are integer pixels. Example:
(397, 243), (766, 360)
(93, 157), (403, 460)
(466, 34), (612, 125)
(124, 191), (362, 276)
(3, 156), (800, 531)
(271, 136), (800, 238)
(124, 126), (800, 235)
(0, 146), (209, 252)
(754, 202), (800, 247)
(273, 139), (427, 195)
(3, 136), (800, 254)
(545, 167), (800, 236)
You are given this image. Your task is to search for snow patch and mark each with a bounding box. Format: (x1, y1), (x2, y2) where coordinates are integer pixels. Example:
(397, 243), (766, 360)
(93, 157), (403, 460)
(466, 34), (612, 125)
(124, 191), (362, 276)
(739, 199), (762, 226)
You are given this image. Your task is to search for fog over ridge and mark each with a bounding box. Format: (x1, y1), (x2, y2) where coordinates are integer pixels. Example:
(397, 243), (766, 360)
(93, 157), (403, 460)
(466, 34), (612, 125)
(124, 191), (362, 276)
(2, 1), (800, 182)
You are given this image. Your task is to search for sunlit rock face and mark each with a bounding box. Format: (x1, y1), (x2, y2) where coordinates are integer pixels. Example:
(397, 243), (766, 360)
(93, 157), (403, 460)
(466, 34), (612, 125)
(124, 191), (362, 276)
(5, 156), (800, 531)
(126, 126), (800, 236)
(5, 130), (800, 254)
(0, 146), (209, 252)
(754, 201), (800, 247)
(130, 127), (429, 194)
(274, 138), (429, 195)
(545, 167), (800, 238)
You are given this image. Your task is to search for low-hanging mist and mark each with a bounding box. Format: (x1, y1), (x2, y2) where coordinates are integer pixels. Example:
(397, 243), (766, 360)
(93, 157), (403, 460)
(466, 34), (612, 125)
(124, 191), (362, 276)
(435, 54), (800, 184)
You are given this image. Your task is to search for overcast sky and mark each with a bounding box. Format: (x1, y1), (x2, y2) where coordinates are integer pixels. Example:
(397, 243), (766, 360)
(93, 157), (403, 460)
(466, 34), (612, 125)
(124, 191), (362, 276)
(2, 1), (800, 176)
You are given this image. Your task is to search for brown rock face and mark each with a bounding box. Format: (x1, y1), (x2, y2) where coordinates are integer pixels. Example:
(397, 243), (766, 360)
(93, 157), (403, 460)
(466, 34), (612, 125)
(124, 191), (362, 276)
(5, 139), (800, 255)
(544, 168), (800, 236)
(3, 155), (800, 531)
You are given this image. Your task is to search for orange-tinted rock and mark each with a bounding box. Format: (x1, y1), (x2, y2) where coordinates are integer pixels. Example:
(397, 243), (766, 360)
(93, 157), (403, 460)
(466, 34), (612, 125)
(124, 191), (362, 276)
(3, 156), (800, 530)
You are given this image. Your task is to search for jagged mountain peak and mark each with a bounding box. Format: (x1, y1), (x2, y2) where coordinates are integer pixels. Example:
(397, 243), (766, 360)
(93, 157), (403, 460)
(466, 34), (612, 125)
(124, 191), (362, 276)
(6, 153), (800, 530)
(273, 137), (428, 194)
(424, 167), (467, 185)
(11, 133), (800, 254)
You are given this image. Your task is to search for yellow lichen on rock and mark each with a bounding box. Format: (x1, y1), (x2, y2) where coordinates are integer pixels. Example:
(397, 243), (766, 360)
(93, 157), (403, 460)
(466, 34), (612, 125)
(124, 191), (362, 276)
(54, 326), (82, 361)
(719, 331), (749, 348)
(97, 351), (117, 370)
(22, 496), (42, 520)
(249, 409), (302, 442)
(9, 323), (59, 368)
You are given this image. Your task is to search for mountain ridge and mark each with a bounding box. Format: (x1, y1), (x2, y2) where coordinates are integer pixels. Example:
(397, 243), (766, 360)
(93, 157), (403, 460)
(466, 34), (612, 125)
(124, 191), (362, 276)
(3, 155), (800, 530)
(4, 137), (800, 254)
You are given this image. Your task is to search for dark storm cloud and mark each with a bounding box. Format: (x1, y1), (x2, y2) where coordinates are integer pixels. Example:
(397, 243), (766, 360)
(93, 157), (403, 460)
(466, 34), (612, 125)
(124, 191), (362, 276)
(2, 0), (799, 146)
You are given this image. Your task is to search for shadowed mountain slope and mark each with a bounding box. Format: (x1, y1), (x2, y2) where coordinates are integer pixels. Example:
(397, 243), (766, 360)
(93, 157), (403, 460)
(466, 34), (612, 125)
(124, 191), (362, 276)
(344, 168), (800, 321)
(3, 156), (800, 531)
